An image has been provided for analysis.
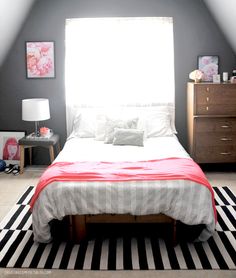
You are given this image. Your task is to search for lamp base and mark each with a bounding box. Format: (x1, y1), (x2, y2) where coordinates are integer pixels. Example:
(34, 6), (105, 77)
(26, 132), (41, 139)
(34, 121), (40, 137)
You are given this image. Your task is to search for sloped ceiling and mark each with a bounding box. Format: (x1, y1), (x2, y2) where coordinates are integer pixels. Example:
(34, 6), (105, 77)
(0, 0), (36, 67)
(203, 0), (236, 55)
(0, 0), (235, 68)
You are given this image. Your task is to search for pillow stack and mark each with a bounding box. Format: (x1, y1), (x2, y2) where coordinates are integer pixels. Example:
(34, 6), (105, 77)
(104, 117), (138, 144)
(70, 106), (176, 146)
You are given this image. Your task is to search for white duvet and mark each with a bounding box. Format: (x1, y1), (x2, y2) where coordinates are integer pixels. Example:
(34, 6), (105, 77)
(55, 136), (189, 162)
(32, 136), (216, 243)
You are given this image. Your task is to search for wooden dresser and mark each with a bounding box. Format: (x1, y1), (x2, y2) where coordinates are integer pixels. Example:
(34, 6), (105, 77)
(187, 82), (236, 163)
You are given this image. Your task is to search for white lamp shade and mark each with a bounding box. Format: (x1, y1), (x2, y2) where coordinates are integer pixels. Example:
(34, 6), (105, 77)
(22, 98), (50, 121)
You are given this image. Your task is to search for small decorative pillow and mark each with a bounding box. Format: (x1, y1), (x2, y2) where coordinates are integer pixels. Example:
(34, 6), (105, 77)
(104, 117), (138, 144)
(113, 128), (144, 146)
(95, 113), (128, 141)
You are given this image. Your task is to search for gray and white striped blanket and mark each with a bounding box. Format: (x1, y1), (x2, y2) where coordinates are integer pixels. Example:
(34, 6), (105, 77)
(32, 179), (215, 243)
(31, 137), (216, 243)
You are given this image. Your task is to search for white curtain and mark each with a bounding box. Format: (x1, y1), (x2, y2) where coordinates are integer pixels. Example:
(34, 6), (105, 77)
(65, 17), (175, 107)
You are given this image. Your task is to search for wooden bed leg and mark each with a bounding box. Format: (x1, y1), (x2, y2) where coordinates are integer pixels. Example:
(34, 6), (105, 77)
(72, 215), (87, 243)
(172, 219), (177, 246)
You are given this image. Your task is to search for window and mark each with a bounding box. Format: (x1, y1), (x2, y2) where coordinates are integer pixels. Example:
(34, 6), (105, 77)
(65, 17), (174, 107)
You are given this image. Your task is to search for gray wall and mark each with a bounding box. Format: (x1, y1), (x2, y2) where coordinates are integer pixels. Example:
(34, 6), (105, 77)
(0, 0), (235, 164)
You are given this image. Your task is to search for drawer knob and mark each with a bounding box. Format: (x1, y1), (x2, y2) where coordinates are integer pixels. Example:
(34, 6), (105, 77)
(206, 87), (209, 92)
(220, 138), (232, 141)
(221, 125), (230, 128)
(206, 97), (209, 102)
(220, 152), (231, 155)
(206, 106), (209, 111)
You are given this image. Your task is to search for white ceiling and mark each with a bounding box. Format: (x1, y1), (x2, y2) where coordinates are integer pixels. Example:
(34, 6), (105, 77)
(203, 0), (236, 54)
(0, 0), (235, 68)
(0, 0), (36, 67)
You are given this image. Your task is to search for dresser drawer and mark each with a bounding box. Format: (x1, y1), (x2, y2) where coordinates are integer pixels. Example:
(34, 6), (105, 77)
(195, 134), (236, 147)
(194, 145), (236, 163)
(196, 104), (236, 115)
(195, 84), (236, 115)
(195, 118), (236, 133)
(195, 84), (236, 95)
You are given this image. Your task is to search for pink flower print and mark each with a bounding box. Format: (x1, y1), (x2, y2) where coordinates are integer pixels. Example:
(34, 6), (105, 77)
(201, 56), (211, 66)
(27, 55), (37, 69)
(36, 56), (53, 76)
(202, 63), (218, 81)
(26, 42), (54, 77)
(40, 44), (51, 54)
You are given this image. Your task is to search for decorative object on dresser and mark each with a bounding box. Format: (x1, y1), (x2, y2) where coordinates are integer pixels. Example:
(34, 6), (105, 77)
(189, 69), (203, 83)
(222, 72), (228, 83)
(230, 76), (236, 84)
(212, 74), (221, 83)
(197, 55), (219, 82)
(187, 82), (236, 163)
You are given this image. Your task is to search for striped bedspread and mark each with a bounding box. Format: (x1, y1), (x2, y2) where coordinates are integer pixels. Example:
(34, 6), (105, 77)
(31, 137), (216, 243)
(32, 178), (216, 243)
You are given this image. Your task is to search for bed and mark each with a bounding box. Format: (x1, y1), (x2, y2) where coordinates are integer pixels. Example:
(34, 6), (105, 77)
(30, 105), (216, 244)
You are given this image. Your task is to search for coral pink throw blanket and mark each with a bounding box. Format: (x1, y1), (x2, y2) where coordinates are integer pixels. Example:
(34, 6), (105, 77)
(30, 158), (216, 221)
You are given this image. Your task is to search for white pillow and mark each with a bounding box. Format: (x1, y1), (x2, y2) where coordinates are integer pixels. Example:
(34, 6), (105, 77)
(122, 105), (177, 134)
(143, 112), (174, 137)
(104, 117), (138, 144)
(113, 128), (144, 146)
(71, 112), (96, 138)
(95, 114), (107, 141)
(70, 105), (176, 139)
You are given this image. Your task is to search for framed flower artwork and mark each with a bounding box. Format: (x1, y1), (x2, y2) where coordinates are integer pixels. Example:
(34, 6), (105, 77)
(198, 55), (219, 82)
(25, 41), (55, 78)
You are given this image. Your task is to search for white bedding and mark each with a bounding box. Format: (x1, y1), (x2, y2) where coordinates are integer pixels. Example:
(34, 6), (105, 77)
(32, 136), (216, 243)
(55, 135), (189, 162)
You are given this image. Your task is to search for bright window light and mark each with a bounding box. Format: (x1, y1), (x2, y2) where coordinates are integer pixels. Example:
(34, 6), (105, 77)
(65, 17), (175, 107)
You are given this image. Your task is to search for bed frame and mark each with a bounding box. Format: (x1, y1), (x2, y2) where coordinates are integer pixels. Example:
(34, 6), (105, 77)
(68, 213), (177, 245)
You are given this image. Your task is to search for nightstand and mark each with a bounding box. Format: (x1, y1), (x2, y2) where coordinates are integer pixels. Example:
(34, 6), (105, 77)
(18, 134), (61, 174)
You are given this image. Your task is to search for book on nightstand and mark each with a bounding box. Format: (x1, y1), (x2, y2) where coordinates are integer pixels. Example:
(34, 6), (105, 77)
(26, 131), (53, 140)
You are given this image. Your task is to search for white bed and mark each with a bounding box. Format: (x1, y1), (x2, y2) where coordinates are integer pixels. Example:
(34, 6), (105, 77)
(31, 135), (216, 243)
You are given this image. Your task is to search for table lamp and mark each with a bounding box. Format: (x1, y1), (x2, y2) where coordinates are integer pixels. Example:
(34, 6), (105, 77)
(22, 98), (50, 137)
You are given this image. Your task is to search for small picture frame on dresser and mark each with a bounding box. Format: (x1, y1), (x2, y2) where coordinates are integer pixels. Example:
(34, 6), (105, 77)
(198, 55), (219, 82)
(213, 74), (221, 83)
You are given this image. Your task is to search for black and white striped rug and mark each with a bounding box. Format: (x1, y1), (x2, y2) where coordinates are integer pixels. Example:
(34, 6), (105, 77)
(0, 186), (235, 270)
